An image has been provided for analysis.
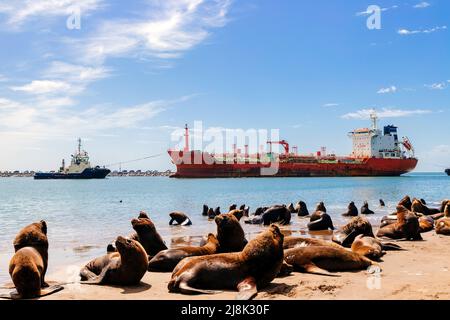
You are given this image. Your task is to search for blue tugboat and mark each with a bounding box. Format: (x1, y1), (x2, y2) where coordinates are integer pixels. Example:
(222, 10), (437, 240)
(34, 139), (110, 180)
(446, 168), (450, 176)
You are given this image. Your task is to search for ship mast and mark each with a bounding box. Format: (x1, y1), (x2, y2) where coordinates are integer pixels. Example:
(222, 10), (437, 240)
(78, 138), (82, 155)
(184, 124), (190, 152)
(370, 112), (378, 131)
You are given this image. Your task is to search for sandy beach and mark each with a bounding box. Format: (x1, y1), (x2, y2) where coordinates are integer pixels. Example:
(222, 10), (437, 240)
(30, 231), (450, 300)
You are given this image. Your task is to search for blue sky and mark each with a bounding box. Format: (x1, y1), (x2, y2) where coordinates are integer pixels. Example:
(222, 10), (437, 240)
(0, 0), (449, 172)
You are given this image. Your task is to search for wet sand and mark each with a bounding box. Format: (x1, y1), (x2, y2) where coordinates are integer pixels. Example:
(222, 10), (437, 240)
(35, 231), (450, 300)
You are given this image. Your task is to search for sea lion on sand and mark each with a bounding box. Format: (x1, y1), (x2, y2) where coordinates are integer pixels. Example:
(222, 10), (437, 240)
(376, 205), (422, 240)
(131, 216), (168, 256)
(202, 204), (209, 216)
(351, 235), (403, 261)
(0, 221), (62, 299)
(295, 201), (309, 217)
(148, 234), (219, 272)
(168, 224), (284, 300)
(418, 216), (434, 233)
(411, 198), (440, 216)
(332, 216), (374, 247)
(398, 195), (412, 211)
(80, 236), (148, 285)
(440, 200), (450, 213)
(216, 213), (248, 252)
(283, 236), (343, 249)
(307, 210), (334, 231)
(361, 201), (375, 215)
(435, 205), (450, 235)
(284, 246), (377, 276)
(379, 199), (385, 207)
(169, 211), (192, 226)
(342, 201), (358, 217)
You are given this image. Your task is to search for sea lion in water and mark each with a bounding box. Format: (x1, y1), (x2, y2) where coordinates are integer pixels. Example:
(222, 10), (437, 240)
(342, 201), (358, 217)
(295, 201), (309, 217)
(202, 204), (209, 216)
(244, 205), (291, 225)
(130, 215), (168, 256)
(169, 211), (192, 226)
(379, 199), (385, 207)
(0, 221), (62, 299)
(435, 204), (450, 235)
(361, 201), (375, 215)
(229, 204), (237, 211)
(287, 203), (295, 213)
(207, 208), (216, 219)
(284, 245), (377, 276)
(283, 236), (343, 249)
(228, 209), (245, 221)
(214, 207), (221, 216)
(411, 198), (440, 216)
(80, 236), (148, 285)
(307, 204), (334, 231)
(376, 205), (422, 240)
(148, 234), (220, 272)
(216, 213), (248, 252)
(333, 216), (374, 247)
(168, 224), (284, 300)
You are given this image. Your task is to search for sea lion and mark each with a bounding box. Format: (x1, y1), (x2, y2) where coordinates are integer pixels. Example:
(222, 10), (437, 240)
(80, 236), (148, 285)
(168, 224), (284, 300)
(0, 221), (62, 299)
(216, 213), (248, 252)
(361, 201), (375, 215)
(244, 205), (291, 225)
(229, 204), (237, 211)
(283, 236), (343, 249)
(207, 208), (216, 219)
(342, 201), (358, 217)
(398, 195), (412, 211)
(351, 235), (403, 261)
(307, 206), (334, 231)
(287, 203), (295, 213)
(169, 211), (192, 226)
(418, 216), (434, 233)
(420, 198), (427, 205)
(332, 216), (374, 247)
(131, 215), (168, 256)
(411, 198), (440, 216)
(295, 201), (309, 217)
(253, 207), (267, 216)
(435, 205), (450, 235)
(440, 200), (450, 213)
(202, 204), (209, 216)
(284, 245), (377, 276)
(214, 207), (221, 216)
(228, 209), (245, 221)
(379, 199), (385, 207)
(376, 205), (422, 240)
(148, 234), (220, 272)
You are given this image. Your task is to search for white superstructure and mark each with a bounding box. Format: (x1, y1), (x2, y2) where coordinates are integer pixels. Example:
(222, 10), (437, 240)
(59, 138), (92, 173)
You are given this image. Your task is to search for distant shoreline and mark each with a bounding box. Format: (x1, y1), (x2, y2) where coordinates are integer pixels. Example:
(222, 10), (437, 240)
(0, 170), (174, 178)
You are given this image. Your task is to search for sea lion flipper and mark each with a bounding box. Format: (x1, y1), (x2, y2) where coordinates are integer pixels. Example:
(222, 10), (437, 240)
(0, 284), (63, 299)
(39, 284), (64, 297)
(181, 218), (192, 226)
(236, 277), (257, 300)
(381, 242), (405, 251)
(80, 263), (111, 285)
(178, 281), (222, 295)
(303, 263), (340, 277)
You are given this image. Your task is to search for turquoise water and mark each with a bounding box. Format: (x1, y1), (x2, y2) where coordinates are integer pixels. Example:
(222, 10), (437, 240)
(0, 173), (449, 284)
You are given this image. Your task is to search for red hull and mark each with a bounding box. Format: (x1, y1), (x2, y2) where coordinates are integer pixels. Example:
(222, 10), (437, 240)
(168, 151), (418, 178)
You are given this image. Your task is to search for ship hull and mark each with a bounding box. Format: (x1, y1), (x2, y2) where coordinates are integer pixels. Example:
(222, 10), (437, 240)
(168, 151), (418, 178)
(34, 168), (111, 180)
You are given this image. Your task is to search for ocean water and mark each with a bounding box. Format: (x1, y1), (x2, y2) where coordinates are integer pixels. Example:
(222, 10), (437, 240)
(0, 173), (449, 284)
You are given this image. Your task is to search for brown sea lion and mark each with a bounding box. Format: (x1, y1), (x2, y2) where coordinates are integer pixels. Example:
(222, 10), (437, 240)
(411, 198), (440, 216)
(228, 209), (245, 221)
(229, 204), (237, 211)
(435, 205), (450, 235)
(283, 236), (343, 249)
(169, 211), (192, 226)
(351, 235), (403, 261)
(332, 216), (374, 247)
(342, 201), (358, 217)
(398, 195), (412, 211)
(307, 210), (334, 231)
(361, 201), (375, 215)
(0, 221), (62, 299)
(207, 207), (216, 219)
(148, 234), (220, 272)
(284, 245), (377, 276)
(131, 216), (168, 256)
(295, 201), (309, 217)
(214, 207), (221, 216)
(80, 236), (148, 285)
(168, 224), (284, 300)
(440, 200), (450, 213)
(244, 205), (291, 225)
(376, 205), (422, 240)
(418, 216), (434, 233)
(216, 213), (248, 252)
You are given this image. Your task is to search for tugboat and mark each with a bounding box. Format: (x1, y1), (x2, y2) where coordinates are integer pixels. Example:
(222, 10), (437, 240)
(446, 168), (450, 176)
(34, 138), (110, 180)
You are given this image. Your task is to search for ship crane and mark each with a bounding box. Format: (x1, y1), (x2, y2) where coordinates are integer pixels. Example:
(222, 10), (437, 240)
(267, 140), (290, 155)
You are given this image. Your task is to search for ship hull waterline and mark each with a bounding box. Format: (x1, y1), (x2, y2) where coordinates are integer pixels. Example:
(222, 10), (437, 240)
(168, 152), (418, 178)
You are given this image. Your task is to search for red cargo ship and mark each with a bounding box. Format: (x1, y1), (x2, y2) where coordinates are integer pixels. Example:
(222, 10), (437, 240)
(168, 114), (418, 178)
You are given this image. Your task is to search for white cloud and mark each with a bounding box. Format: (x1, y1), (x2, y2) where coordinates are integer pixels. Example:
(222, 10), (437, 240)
(0, 0), (104, 26)
(356, 5), (398, 16)
(10, 80), (73, 95)
(398, 26), (447, 35)
(323, 103), (339, 107)
(413, 2), (431, 9)
(342, 108), (432, 120)
(76, 0), (232, 63)
(425, 82), (446, 90)
(0, 74), (8, 82)
(377, 86), (397, 94)
(45, 61), (111, 82)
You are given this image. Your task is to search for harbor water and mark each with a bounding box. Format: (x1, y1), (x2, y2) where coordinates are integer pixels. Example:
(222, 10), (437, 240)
(0, 173), (449, 284)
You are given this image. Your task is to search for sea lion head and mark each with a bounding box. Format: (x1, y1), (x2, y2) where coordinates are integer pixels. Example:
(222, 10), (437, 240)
(398, 196), (412, 210)
(205, 233), (220, 247)
(215, 213), (239, 228)
(228, 209), (244, 221)
(316, 202), (326, 212)
(340, 217), (374, 247)
(411, 198), (426, 214)
(131, 217), (156, 234)
(138, 211), (150, 219)
(215, 213), (247, 252)
(445, 204), (450, 218)
(363, 201), (369, 208)
(13, 220), (49, 252)
(440, 200), (450, 213)
(115, 236), (148, 272)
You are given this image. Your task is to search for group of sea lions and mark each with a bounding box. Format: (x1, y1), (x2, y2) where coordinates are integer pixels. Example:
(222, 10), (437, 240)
(2, 195), (450, 300)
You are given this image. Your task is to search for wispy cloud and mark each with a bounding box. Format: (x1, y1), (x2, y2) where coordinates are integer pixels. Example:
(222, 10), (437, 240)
(0, 0), (104, 27)
(342, 108), (432, 120)
(377, 86), (397, 94)
(413, 2), (431, 9)
(10, 80), (74, 95)
(0, 74), (8, 82)
(44, 61), (111, 82)
(398, 26), (447, 35)
(425, 82), (446, 90)
(323, 103), (339, 107)
(356, 5), (398, 16)
(74, 0), (232, 64)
